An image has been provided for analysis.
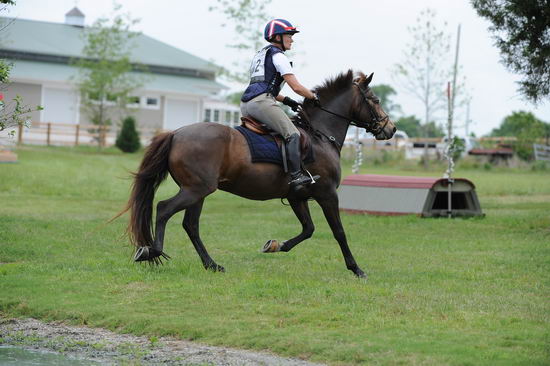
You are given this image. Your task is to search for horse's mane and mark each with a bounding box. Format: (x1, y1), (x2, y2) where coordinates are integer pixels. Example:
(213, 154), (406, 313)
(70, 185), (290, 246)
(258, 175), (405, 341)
(293, 69), (365, 129)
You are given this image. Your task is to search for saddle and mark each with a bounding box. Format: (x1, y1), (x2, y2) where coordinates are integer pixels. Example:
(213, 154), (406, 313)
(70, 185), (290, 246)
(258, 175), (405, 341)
(240, 116), (311, 157)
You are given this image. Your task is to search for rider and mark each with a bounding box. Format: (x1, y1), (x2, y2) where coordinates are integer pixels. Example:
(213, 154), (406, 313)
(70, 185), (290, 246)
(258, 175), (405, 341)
(240, 18), (319, 191)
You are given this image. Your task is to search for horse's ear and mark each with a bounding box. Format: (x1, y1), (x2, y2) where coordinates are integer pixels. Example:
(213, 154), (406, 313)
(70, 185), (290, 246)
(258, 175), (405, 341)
(365, 72), (374, 85)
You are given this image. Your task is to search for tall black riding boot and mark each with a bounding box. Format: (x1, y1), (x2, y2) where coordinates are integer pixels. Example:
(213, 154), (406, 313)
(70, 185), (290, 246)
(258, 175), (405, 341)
(286, 133), (313, 189)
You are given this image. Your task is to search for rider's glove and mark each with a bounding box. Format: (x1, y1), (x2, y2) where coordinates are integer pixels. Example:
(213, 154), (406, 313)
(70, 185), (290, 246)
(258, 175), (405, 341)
(310, 92), (321, 107)
(282, 96), (301, 112)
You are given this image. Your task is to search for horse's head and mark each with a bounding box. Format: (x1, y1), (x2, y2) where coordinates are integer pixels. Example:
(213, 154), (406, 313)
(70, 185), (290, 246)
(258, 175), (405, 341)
(351, 73), (396, 140)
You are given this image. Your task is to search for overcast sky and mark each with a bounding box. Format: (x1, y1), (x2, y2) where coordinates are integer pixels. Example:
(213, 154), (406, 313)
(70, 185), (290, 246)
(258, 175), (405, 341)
(4, 0), (549, 136)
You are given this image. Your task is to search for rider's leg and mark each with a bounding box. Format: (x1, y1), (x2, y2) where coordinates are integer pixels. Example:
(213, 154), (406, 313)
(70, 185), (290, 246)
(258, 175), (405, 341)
(286, 133), (313, 188)
(242, 94), (313, 188)
(241, 93), (299, 138)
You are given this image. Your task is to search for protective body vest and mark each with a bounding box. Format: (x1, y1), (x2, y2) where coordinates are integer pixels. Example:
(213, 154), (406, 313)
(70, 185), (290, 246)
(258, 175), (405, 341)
(241, 45), (286, 102)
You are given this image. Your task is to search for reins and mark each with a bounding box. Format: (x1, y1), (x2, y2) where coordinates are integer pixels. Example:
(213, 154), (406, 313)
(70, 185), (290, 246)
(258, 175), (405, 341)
(293, 79), (390, 151)
(313, 82), (390, 136)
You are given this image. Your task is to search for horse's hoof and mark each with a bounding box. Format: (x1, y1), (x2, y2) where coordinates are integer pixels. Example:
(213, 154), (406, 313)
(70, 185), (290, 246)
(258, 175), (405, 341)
(134, 246), (150, 262)
(262, 239), (281, 253)
(134, 247), (170, 265)
(354, 269), (367, 279)
(205, 263), (225, 272)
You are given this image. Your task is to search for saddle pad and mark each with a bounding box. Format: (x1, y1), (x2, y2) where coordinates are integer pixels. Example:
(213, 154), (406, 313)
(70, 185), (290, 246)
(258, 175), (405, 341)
(235, 126), (284, 166)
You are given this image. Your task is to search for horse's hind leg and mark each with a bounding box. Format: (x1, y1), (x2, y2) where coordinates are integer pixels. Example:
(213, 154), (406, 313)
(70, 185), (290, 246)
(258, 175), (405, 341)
(135, 188), (206, 264)
(183, 198), (224, 272)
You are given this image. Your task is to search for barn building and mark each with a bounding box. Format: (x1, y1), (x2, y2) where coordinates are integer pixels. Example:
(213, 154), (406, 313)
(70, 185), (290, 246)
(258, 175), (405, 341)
(0, 8), (237, 135)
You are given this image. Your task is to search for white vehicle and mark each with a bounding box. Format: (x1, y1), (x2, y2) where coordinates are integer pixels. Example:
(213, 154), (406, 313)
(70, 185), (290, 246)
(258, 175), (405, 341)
(344, 128), (409, 148)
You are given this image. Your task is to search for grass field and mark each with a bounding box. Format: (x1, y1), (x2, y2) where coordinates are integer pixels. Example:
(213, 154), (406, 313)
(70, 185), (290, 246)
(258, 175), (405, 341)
(1, 145), (549, 365)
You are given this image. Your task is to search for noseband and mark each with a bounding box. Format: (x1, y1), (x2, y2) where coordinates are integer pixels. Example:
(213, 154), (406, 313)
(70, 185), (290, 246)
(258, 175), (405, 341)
(314, 82), (390, 135)
(351, 82), (390, 135)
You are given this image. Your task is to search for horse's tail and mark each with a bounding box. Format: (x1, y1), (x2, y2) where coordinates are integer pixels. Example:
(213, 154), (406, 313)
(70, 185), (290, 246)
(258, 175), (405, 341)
(124, 131), (174, 248)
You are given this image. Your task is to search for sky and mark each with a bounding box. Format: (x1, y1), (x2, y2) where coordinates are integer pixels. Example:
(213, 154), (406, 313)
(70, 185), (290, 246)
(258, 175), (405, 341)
(4, 0), (549, 136)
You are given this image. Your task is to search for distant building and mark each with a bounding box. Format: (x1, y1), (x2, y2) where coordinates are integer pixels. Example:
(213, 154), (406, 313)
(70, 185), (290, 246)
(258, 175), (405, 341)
(0, 7), (238, 132)
(203, 99), (241, 127)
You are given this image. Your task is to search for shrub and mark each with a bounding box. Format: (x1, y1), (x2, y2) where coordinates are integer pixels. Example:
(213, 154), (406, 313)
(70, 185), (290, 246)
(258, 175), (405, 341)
(531, 160), (549, 171)
(116, 116), (141, 153)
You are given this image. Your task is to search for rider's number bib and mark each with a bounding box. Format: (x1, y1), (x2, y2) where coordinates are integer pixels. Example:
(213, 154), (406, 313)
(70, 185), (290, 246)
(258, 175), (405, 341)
(249, 47), (270, 83)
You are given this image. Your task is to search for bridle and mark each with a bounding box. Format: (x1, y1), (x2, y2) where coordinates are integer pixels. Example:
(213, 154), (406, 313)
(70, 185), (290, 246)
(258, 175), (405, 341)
(314, 82), (390, 136)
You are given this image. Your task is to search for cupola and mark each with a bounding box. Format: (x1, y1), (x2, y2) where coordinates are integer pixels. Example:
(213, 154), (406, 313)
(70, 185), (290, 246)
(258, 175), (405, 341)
(65, 7), (85, 27)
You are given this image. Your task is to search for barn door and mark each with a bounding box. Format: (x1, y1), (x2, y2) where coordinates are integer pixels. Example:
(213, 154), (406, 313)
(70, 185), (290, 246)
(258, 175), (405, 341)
(164, 98), (198, 130)
(42, 87), (78, 124)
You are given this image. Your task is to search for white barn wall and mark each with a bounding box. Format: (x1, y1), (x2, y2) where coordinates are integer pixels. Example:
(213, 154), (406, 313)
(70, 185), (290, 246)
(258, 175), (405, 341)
(3, 82), (42, 123)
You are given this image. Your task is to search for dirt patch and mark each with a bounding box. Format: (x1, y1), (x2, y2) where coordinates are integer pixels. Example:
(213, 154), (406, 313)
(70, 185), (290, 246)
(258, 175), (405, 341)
(0, 317), (325, 365)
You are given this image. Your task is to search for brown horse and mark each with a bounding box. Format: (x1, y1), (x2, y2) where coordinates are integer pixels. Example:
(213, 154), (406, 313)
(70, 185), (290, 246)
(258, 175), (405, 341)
(123, 70), (396, 278)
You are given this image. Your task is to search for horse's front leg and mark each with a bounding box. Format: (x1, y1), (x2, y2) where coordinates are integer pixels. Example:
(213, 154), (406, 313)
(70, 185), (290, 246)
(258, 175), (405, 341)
(262, 198), (315, 253)
(317, 191), (366, 278)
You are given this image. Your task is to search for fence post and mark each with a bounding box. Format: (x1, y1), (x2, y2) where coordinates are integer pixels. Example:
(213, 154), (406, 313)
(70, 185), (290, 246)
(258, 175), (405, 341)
(100, 125), (106, 148)
(75, 124), (80, 146)
(47, 123), (51, 146)
(17, 123), (23, 145)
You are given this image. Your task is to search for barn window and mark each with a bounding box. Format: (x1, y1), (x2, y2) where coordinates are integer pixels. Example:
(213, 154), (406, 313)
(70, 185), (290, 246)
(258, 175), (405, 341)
(204, 109), (212, 122)
(144, 96), (160, 109)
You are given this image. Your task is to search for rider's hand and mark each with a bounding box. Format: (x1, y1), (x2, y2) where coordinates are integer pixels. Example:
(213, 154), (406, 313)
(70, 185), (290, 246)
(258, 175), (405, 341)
(310, 92), (321, 107)
(282, 96), (301, 112)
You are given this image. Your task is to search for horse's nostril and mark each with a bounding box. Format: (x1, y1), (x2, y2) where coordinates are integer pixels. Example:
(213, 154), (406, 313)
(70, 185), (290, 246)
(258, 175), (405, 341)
(392, 127), (397, 133)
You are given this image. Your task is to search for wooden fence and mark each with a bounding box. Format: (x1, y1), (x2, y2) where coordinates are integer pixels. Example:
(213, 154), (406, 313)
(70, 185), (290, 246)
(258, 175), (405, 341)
(15, 121), (162, 147)
(9, 122), (547, 155)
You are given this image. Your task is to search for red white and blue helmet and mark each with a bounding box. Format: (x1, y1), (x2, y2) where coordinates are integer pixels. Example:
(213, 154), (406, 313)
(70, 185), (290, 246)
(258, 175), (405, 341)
(264, 19), (299, 42)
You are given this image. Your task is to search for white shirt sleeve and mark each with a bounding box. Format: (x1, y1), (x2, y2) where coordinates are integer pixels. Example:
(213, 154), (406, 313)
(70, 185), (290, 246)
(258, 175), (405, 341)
(272, 52), (294, 76)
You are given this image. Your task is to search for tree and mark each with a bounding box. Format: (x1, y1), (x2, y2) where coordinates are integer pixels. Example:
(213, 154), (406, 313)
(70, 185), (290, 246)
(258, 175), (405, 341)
(396, 115), (445, 138)
(209, 0), (273, 83)
(225, 91), (242, 106)
(0, 0), (42, 136)
(489, 111), (549, 160)
(370, 84), (401, 117)
(116, 116), (141, 153)
(73, 3), (145, 147)
(471, 0), (550, 102)
(392, 8), (452, 134)
(396, 115), (422, 137)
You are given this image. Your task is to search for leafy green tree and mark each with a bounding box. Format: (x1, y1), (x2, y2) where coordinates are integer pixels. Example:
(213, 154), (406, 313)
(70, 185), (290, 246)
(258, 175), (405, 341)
(489, 111), (549, 160)
(371, 84), (401, 117)
(396, 115), (422, 137)
(116, 116), (141, 153)
(225, 91), (242, 106)
(209, 0), (273, 83)
(395, 115), (445, 138)
(0, 0), (42, 136)
(425, 121), (446, 138)
(471, 0), (550, 102)
(73, 3), (145, 147)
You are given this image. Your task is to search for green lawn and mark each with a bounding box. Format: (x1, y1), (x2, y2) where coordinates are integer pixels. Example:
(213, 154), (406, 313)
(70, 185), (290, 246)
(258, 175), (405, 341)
(1, 145), (549, 365)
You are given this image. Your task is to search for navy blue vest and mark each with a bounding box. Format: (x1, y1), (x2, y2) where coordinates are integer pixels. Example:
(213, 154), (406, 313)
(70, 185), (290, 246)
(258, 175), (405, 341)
(241, 45), (285, 102)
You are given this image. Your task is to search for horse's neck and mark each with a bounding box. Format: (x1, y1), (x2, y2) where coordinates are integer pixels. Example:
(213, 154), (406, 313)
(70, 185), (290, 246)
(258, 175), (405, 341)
(309, 92), (352, 149)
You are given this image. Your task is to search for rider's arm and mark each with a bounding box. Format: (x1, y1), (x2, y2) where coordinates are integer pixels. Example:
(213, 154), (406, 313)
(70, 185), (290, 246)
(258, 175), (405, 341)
(282, 74), (316, 100)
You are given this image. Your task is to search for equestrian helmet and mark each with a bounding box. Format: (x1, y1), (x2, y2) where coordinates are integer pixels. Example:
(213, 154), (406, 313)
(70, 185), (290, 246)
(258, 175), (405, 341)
(264, 19), (299, 42)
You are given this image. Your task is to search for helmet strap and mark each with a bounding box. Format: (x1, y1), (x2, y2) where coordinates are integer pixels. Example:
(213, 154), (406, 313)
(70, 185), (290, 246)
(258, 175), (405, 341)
(273, 34), (286, 52)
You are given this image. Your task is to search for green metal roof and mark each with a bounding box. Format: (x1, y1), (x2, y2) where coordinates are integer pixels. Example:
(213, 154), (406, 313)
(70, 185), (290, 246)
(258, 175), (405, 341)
(0, 16), (219, 75)
(9, 60), (224, 96)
